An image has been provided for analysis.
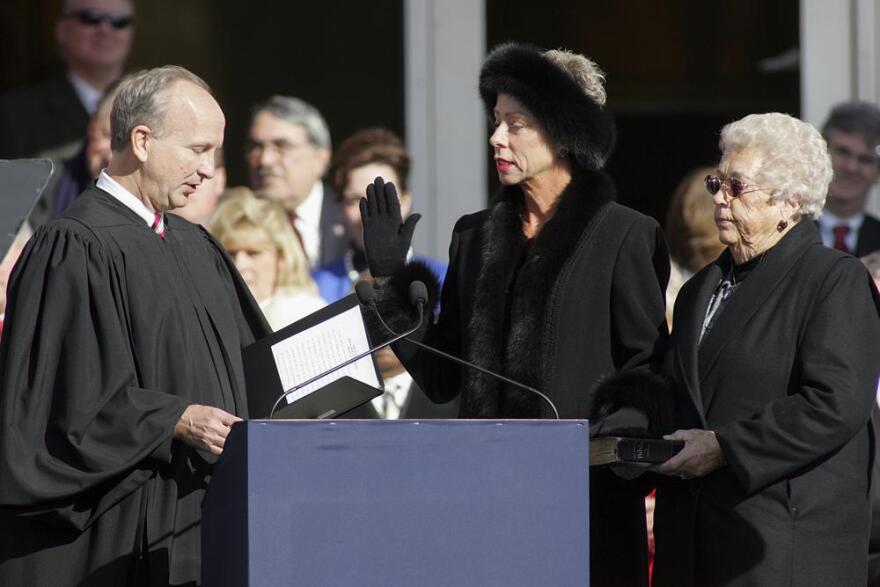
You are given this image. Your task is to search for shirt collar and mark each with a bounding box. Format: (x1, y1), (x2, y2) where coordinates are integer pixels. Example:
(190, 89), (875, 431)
(96, 170), (164, 233)
(67, 71), (102, 115)
(819, 209), (865, 231)
(296, 181), (324, 227)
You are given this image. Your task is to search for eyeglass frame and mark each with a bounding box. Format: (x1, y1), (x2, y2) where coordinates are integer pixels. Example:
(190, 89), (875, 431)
(828, 142), (880, 169)
(63, 10), (135, 30)
(244, 138), (316, 159)
(705, 174), (766, 198)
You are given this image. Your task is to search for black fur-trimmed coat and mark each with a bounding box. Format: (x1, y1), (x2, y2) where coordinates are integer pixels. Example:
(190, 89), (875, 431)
(377, 169), (670, 586)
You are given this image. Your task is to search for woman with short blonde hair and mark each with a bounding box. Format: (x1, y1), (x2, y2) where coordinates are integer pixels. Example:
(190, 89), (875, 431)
(209, 189), (323, 330)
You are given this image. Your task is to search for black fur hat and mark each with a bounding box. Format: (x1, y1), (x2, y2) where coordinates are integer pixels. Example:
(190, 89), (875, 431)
(479, 43), (616, 172)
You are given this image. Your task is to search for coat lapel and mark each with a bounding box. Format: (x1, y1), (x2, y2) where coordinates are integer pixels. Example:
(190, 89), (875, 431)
(673, 260), (722, 422)
(696, 221), (817, 412)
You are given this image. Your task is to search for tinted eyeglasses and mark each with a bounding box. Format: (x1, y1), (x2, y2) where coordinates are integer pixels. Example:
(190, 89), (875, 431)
(64, 10), (134, 29)
(705, 174), (763, 198)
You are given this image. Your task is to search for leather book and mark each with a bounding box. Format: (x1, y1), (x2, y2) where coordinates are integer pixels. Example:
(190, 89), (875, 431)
(590, 436), (684, 466)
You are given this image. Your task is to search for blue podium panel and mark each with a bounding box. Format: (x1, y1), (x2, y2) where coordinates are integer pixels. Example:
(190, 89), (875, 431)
(203, 420), (589, 587)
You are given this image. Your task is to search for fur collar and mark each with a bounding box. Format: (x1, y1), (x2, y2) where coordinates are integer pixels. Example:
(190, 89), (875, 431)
(462, 171), (615, 417)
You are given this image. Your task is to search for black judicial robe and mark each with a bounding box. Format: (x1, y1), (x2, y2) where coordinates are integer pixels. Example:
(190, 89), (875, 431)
(0, 187), (270, 586)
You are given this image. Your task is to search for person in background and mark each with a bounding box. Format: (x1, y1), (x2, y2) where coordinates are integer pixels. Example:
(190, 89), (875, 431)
(0, 0), (134, 158)
(28, 79), (123, 229)
(863, 250), (880, 291)
(0, 224), (33, 337)
(175, 147), (227, 226)
(664, 165), (726, 327)
(652, 112), (880, 586)
(209, 189), (324, 331)
(319, 128), (455, 419)
(818, 101), (880, 256)
(314, 127), (446, 303)
(245, 95), (347, 268)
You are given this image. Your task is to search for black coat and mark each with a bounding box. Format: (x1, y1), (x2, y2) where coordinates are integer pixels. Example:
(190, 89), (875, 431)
(653, 220), (880, 587)
(386, 170), (670, 587)
(0, 188), (270, 585)
(317, 183), (349, 267)
(857, 213), (880, 257)
(0, 71), (89, 158)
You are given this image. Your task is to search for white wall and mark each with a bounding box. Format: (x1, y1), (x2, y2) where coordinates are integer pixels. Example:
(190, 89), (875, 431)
(405, 0), (487, 261)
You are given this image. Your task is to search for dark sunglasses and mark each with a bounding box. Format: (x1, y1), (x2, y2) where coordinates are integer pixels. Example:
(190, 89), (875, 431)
(705, 174), (763, 198)
(64, 10), (134, 29)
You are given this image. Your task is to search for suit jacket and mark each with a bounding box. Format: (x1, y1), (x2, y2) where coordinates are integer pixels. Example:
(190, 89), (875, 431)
(0, 71), (89, 159)
(317, 183), (349, 267)
(857, 214), (880, 257)
(384, 170), (670, 587)
(653, 220), (880, 587)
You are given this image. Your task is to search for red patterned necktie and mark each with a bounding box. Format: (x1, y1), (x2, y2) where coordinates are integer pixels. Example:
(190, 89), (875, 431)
(150, 212), (166, 239)
(288, 210), (305, 251)
(832, 223), (850, 253)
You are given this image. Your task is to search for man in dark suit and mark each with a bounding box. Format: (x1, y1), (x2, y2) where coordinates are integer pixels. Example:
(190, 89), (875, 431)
(0, 0), (134, 159)
(245, 96), (348, 268)
(818, 101), (880, 256)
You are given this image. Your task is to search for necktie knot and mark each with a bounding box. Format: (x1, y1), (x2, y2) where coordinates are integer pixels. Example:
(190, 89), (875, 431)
(832, 223), (850, 253)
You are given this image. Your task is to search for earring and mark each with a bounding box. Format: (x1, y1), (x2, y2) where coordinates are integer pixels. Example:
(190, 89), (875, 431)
(776, 219), (788, 232)
(559, 147), (569, 159)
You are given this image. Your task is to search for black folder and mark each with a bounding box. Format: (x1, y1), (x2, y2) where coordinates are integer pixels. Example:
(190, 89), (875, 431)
(243, 294), (383, 419)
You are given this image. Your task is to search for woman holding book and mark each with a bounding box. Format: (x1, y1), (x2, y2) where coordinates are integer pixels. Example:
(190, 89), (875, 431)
(651, 113), (880, 586)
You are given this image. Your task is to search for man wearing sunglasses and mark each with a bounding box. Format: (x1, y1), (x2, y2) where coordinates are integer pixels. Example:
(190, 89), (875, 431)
(817, 101), (880, 257)
(0, 0), (134, 159)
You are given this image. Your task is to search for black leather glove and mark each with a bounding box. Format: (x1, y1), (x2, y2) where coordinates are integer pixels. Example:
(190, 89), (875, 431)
(359, 176), (421, 277)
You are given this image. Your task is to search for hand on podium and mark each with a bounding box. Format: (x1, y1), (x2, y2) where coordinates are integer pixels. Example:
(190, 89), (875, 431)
(174, 404), (242, 455)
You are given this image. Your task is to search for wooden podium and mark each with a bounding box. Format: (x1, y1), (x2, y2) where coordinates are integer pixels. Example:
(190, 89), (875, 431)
(202, 420), (590, 586)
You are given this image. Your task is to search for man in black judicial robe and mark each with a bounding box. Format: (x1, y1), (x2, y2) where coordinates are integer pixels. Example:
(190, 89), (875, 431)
(0, 66), (270, 586)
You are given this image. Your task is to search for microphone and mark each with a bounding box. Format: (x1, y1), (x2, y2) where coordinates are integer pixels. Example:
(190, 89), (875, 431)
(267, 294), (426, 419)
(355, 280), (560, 420)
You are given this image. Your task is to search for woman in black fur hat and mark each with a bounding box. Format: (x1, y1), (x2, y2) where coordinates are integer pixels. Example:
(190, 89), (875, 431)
(359, 43), (670, 586)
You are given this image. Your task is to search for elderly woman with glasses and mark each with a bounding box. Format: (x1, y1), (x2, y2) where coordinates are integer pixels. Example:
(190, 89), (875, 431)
(359, 43), (671, 586)
(650, 113), (880, 586)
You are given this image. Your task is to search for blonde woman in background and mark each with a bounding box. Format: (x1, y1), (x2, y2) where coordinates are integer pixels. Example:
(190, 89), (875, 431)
(209, 188), (325, 330)
(664, 165), (726, 327)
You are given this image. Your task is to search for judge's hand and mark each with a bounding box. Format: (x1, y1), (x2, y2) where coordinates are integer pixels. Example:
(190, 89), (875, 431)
(359, 176), (420, 277)
(653, 429), (724, 480)
(173, 404), (242, 455)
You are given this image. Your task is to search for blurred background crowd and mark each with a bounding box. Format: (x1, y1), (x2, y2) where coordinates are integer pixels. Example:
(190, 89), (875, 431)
(2, 2), (880, 580)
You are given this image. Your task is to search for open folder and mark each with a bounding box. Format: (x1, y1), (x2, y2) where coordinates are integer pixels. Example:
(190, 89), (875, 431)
(243, 294), (383, 419)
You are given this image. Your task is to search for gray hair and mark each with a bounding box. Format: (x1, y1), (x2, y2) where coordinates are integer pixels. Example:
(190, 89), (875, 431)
(822, 100), (880, 149)
(543, 48), (606, 107)
(249, 95), (331, 150)
(110, 65), (212, 153)
(719, 113), (832, 220)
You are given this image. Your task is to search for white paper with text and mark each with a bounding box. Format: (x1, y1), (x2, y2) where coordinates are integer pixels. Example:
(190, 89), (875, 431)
(270, 305), (379, 403)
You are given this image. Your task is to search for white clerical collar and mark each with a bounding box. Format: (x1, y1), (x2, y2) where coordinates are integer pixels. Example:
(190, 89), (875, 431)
(67, 71), (102, 115)
(96, 170), (165, 233)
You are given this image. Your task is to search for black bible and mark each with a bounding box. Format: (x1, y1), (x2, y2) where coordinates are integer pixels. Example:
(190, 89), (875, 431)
(590, 436), (684, 466)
